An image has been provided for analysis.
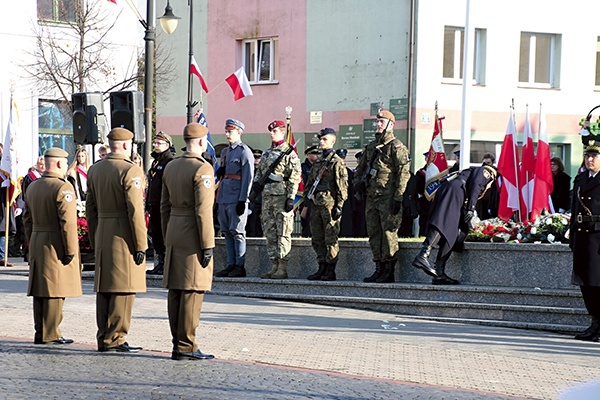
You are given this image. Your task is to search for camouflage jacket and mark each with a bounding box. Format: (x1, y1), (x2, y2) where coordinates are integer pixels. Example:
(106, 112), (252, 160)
(304, 150), (348, 208)
(354, 130), (411, 201)
(254, 142), (301, 198)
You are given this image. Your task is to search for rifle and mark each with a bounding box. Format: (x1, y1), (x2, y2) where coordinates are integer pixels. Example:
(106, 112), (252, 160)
(354, 143), (384, 201)
(307, 152), (334, 201)
(249, 138), (301, 203)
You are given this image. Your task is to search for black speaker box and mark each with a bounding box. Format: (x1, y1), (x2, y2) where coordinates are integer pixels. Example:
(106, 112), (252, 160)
(110, 90), (145, 144)
(72, 92), (106, 145)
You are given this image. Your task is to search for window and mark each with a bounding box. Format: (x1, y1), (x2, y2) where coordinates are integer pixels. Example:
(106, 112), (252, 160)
(39, 99), (77, 162)
(518, 32), (561, 88)
(37, 0), (78, 23)
(442, 26), (486, 84)
(595, 36), (600, 86)
(243, 38), (279, 84)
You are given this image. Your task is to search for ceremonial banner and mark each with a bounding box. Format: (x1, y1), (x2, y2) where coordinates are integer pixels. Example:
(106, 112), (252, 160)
(531, 107), (554, 218)
(519, 107), (535, 220)
(497, 111), (521, 221)
(424, 114), (449, 201)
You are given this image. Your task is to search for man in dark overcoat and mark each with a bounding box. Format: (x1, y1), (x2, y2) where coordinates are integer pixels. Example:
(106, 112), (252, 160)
(23, 148), (81, 345)
(161, 123), (215, 360)
(86, 127), (147, 353)
(570, 144), (600, 341)
(412, 165), (497, 284)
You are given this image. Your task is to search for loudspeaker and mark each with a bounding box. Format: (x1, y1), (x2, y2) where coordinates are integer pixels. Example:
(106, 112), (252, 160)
(110, 90), (145, 144)
(72, 92), (106, 145)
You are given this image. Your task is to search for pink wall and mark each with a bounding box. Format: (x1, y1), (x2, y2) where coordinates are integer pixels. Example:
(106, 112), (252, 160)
(205, 0), (307, 135)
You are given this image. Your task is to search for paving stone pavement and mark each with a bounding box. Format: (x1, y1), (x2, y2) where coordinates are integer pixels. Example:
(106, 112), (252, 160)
(1, 262), (599, 399)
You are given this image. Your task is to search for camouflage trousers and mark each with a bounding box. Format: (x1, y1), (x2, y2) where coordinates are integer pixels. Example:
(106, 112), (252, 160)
(365, 194), (402, 262)
(309, 203), (341, 263)
(261, 195), (294, 261)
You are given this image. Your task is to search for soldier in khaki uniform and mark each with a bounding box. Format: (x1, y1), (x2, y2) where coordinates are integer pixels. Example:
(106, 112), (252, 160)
(304, 128), (348, 281)
(354, 110), (411, 283)
(255, 120), (301, 279)
(23, 147), (81, 345)
(161, 123), (215, 361)
(86, 128), (147, 353)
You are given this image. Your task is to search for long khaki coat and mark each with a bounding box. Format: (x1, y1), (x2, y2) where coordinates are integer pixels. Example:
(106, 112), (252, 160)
(23, 171), (82, 298)
(86, 153), (147, 293)
(161, 151), (215, 291)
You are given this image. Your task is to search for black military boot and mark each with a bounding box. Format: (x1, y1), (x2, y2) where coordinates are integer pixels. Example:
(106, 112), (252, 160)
(412, 237), (438, 277)
(215, 264), (235, 277)
(574, 316), (600, 341)
(321, 260), (337, 281)
(307, 262), (326, 280)
(431, 262), (459, 285)
(376, 260), (395, 283)
(147, 253), (164, 275)
(228, 264), (247, 277)
(363, 261), (384, 282)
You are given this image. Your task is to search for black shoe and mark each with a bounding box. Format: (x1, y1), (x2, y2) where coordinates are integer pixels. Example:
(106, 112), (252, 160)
(34, 339), (44, 344)
(321, 261), (337, 281)
(432, 274), (460, 285)
(227, 265), (246, 277)
(215, 265), (235, 277)
(363, 262), (384, 282)
(412, 255), (438, 277)
(174, 349), (215, 360)
(101, 342), (142, 353)
(376, 261), (395, 283)
(51, 337), (74, 344)
(574, 321), (600, 341)
(307, 263), (326, 280)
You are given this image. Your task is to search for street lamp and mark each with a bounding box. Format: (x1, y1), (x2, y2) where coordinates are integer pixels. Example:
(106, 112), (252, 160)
(141, 0), (156, 171)
(158, 0), (196, 123)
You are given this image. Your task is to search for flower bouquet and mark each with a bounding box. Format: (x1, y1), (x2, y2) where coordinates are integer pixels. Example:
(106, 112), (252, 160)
(466, 217), (520, 243)
(76, 200), (91, 253)
(518, 213), (570, 244)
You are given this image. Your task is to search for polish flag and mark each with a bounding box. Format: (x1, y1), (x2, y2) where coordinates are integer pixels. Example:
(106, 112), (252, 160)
(497, 111), (521, 221)
(519, 107), (535, 220)
(225, 67), (254, 101)
(190, 56), (209, 93)
(107, 0), (117, 4)
(531, 108), (554, 219)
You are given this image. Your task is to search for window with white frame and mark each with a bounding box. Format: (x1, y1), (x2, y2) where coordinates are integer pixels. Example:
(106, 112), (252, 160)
(518, 32), (561, 88)
(595, 36), (600, 86)
(38, 99), (77, 162)
(243, 38), (279, 84)
(37, 0), (78, 23)
(442, 26), (486, 84)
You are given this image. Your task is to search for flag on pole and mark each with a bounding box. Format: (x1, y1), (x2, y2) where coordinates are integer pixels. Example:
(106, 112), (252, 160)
(519, 106), (535, 220)
(107, 0), (117, 4)
(531, 107), (554, 219)
(497, 110), (521, 221)
(225, 67), (253, 101)
(423, 114), (449, 201)
(194, 108), (219, 175)
(284, 116), (304, 196)
(0, 97), (20, 205)
(190, 56), (209, 93)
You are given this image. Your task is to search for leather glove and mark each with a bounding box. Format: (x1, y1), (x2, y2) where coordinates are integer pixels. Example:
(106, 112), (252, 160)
(134, 251), (145, 265)
(391, 200), (402, 215)
(463, 210), (475, 224)
(61, 254), (74, 266)
(284, 198), (294, 212)
(331, 206), (343, 221)
(201, 248), (213, 268)
(216, 166), (225, 180)
(236, 201), (246, 216)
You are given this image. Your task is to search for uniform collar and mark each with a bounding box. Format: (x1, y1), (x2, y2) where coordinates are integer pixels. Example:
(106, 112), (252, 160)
(42, 171), (65, 179)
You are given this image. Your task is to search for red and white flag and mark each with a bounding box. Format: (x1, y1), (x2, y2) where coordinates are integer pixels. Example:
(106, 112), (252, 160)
(107, 0), (117, 4)
(497, 110), (521, 221)
(225, 67), (253, 101)
(423, 114), (449, 200)
(519, 107), (535, 220)
(190, 56), (209, 93)
(531, 107), (554, 218)
(0, 97), (20, 205)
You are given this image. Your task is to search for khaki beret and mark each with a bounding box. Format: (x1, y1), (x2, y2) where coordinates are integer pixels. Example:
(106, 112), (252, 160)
(107, 127), (134, 141)
(376, 110), (396, 123)
(44, 147), (69, 158)
(183, 123), (209, 140)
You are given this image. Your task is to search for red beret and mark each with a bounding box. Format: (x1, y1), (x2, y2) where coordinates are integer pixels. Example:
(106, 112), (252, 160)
(268, 120), (286, 132)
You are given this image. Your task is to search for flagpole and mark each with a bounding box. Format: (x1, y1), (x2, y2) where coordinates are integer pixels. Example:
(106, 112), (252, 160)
(186, 0), (197, 124)
(510, 101), (521, 222)
(3, 189), (8, 266)
(205, 80), (227, 97)
(459, 0), (473, 169)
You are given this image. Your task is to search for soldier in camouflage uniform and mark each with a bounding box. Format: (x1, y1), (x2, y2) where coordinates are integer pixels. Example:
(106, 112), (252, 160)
(255, 120), (301, 279)
(304, 128), (348, 281)
(354, 110), (411, 283)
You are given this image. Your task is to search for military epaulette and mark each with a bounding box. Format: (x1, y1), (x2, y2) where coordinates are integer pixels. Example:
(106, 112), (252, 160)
(124, 158), (135, 165)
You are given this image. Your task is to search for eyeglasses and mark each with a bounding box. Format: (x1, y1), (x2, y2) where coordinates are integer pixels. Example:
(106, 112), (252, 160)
(153, 141), (168, 146)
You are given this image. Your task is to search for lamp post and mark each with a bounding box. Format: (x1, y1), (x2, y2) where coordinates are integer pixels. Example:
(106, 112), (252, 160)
(159, 0), (196, 124)
(142, 0), (156, 171)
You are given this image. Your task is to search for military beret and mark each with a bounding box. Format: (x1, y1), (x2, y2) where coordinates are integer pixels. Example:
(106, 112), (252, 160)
(355, 151), (364, 159)
(317, 127), (336, 138)
(183, 123), (209, 140)
(304, 145), (320, 155)
(225, 118), (245, 131)
(155, 131), (173, 146)
(454, 150), (460, 157)
(376, 110), (395, 123)
(336, 148), (348, 159)
(107, 127), (134, 141)
(252, 148), (263, 158)
(268, 120), (286, 132)
(584, 144), (600, 155)
(44, 147), (69, 158)
(423, 151), (430, 157)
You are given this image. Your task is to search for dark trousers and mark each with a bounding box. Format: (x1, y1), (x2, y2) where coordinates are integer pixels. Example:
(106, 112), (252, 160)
(33, 297), (64, 343)
(168, 290), (204, 353)
(96, 293), (135, 349)
(425, 227), (467, 271)
(580, 285), (600, 318)
(149, 204), (165, 255)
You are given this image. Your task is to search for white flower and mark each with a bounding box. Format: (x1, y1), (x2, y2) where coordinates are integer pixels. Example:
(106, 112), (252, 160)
(561, 218), (568, 225)
(547, 233), (556, 243)
(545, 218), (552, 225)
(517, 233), (523, 240)
(565, 229), (570, 240)
(531, 227), (537, 235)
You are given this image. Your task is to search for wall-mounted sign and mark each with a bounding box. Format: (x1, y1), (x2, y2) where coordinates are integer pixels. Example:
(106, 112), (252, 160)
(338, 124), (363, 150)
(363, 118), (377, 144)
(310, 111), (322, 124)
(389, 98), (408, 121)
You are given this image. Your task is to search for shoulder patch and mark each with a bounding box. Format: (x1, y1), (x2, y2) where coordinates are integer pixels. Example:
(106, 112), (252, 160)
(132, 176), (142, 189)
(204, 178), (212, 189)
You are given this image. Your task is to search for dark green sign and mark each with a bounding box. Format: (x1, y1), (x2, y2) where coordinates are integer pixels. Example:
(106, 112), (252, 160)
(363, 118), (377, 144)
(338, 125), (363, 150)
(389, 98), (408, 121)
(370, 102), (382, 116)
